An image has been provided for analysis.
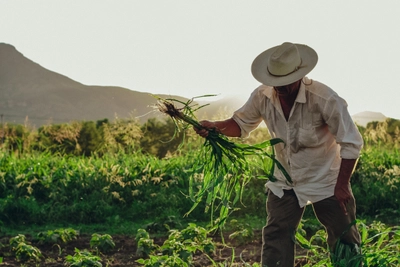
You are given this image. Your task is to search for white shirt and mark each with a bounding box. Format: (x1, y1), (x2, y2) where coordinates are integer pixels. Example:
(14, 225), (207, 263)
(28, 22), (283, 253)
(232, 77), (363, 207)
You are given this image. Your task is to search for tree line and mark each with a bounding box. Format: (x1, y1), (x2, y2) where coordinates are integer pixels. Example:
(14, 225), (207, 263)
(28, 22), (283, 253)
(0, 116), (399, 158)
(0, 118), (187, 158)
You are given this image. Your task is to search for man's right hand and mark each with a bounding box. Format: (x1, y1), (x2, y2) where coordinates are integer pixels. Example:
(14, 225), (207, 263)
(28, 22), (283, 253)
(193, 120), (217, 138)
(194, 118), (241, 138)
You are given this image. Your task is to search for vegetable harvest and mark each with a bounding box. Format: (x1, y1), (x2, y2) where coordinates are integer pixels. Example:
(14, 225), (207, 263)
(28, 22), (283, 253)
(155, 95), (292, 228)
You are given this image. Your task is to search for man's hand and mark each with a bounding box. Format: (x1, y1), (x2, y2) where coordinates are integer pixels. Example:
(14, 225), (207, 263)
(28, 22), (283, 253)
(193, 118), (242, 138)
(334, 182), (351, 215)
(335, 158), (358, 215)
(193, 120), (217, 138)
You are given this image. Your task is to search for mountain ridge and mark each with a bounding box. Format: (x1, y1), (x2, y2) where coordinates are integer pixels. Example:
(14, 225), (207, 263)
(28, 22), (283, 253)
(0, 43), (389, 128)
(0, 43), (186, 127)
(352, 111), (387, 127)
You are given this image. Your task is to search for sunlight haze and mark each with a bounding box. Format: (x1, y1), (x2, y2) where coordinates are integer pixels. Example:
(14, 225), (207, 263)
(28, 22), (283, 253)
(1, 0), (400, 119)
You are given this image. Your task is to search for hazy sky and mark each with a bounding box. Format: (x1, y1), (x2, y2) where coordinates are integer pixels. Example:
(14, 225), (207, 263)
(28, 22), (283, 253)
(2, 0), (400, 119)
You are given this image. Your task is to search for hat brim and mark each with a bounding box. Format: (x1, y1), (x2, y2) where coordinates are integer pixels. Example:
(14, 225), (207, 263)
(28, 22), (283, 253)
(251, 44), (318, 86)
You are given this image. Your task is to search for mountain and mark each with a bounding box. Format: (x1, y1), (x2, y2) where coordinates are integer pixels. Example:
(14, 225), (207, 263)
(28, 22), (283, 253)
(352, 111), (387, 127)
(0, 43), (190, 127)
(0, 43), (389, 128)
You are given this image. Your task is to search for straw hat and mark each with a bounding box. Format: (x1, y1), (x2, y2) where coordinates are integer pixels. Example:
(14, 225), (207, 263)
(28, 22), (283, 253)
(251, 42), (318, 86)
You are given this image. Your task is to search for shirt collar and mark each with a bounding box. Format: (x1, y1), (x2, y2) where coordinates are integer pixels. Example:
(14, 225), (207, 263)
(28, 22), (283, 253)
(261, 78), (307, 104)
(296, 80), (306, 103)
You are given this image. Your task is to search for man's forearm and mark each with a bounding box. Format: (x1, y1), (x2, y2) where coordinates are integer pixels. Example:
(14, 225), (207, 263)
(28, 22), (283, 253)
(213, 118), (242, 137)
(337, 158), (358, 185)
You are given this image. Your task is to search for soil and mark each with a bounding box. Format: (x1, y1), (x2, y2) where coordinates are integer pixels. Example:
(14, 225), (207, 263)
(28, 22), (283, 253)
(0, 230), (309, 266)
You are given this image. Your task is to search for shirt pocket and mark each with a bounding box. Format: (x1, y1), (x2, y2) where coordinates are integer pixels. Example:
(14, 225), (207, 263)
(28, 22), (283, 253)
(298, 127), (319, 148)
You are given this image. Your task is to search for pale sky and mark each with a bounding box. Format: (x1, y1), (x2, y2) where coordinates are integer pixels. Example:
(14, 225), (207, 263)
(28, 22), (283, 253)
(1, 0), (400, 119)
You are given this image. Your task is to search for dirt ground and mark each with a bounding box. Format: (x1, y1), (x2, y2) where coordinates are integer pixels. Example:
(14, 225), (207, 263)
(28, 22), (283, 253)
(0, 230), (309, 266)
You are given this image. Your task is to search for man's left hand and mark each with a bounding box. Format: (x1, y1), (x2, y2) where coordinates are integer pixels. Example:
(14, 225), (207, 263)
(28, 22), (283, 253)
(334, 182), (351, 215)
(335, 158), (358, 216)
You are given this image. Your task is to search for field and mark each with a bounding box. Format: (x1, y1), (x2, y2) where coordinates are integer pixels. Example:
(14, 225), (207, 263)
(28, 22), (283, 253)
(0, 118), (399, 266)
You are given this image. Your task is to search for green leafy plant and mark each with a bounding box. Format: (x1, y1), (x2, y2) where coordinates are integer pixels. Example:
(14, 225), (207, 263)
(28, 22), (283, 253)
(9, 234), (42, 263)
(359, 221), (400, 267)
(136, 228), (159, 257)
(36, 228), (79, 244)
(90, 233), (115, 253)
(352, 147), (400, 223)
(295, 220), (400, 267)
(330, 241), (362, 267)
(162, 223), (215, 257)
(136, 223), (216, 267)
(65, 248), (102, 267)
(326, 220), (363, 267)
(144, 215), (183, 234)
(156, 96), (291, 227)
(9, 234), (27, 251)
(228, 219), (255, 246)
(136, 254), (189, 267)
(14, 242), (42, 263)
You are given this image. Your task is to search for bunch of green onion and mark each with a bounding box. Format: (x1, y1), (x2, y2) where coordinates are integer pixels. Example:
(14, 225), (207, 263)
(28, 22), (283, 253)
(156, 95), (291, 228)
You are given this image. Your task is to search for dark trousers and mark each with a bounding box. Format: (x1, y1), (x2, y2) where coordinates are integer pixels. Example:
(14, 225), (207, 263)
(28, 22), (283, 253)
(261, 189), (361, 267)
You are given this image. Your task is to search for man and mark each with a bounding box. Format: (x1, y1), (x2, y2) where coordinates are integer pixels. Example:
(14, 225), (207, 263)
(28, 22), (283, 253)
(194, 42), (363, 267)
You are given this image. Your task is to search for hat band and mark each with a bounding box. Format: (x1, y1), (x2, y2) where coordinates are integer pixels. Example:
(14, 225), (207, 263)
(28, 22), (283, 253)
(267, 60), (304, 77)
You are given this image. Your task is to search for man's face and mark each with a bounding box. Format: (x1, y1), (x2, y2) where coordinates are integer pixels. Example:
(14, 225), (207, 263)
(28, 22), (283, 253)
(274, 79), (301, 97)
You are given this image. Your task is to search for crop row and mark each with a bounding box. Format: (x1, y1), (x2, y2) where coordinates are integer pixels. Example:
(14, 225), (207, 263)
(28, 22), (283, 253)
(1, 221), (399, 266)
(0, 143), (399, 227)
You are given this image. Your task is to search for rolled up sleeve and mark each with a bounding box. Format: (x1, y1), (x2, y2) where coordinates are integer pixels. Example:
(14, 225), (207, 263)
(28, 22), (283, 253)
(232, 89), (264, 138)
(323, 95), (364, 159)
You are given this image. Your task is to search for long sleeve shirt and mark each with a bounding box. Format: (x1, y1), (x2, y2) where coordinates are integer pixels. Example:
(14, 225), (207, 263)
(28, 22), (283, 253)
(232, 77), (363, 207)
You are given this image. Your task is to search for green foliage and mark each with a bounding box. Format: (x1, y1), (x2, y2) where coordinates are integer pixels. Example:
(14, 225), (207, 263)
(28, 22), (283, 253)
(0, 137), (399, 227)
(359, 221), (400, 266)
(144, 215), (183, 234)
(140, 118), (186, 158)
(102, 117), (142, 153)
(137, 254), (189, 267)
(33, 118), (141, 156)
(156, 96), (291, 229)
(13, 242), (42, 263)
(228, 219), (255, 246)
(65, 248), (102, 267)
(78, 121), (103, 156)
(9, 234), (27, 251)
(365, 118), (400, 145)
(330, 241), (362, 267)
(1, 118), (144, 156)
(352, 147), (400, 222)
(0, 116), (399, 266)
(0, 150), (206, 225)
(36, 122), (82, 154)
(90, 233), (115, 253)
(9, 234), (42, 263)
(136, 223), (215, 267)
(136, 228), (150, 240)
(36, 228), (79, 244)
(0, 123), (37, 154)
(0, 117), (399, 267)
(295, 220), (400, 267)
(136, 229), (159, 257)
